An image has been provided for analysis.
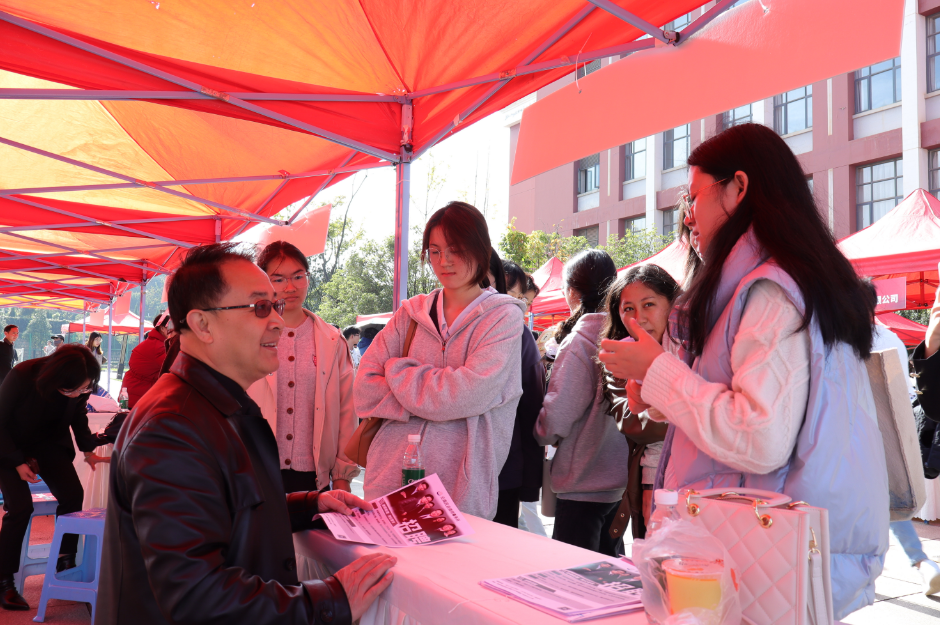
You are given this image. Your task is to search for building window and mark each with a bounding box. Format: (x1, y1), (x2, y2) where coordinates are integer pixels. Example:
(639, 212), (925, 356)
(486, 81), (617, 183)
(622, 216), (646, 236)
(625, 138), (647, 181)
(856, 159), (903, 230)
(721, 104), (752, 130)
(773, 86), (812, 135)
(577, 154), (600, 195)
(930, 16), (940, 93)
(664, 13), (691, 31)
(663, 125), (690, 170)
(577, 59), (601, 79)
(855, 58), (901, 113)
(929, 150), (940, 199)
(662, 208), (678, 238)
(573, 225), (600, 248)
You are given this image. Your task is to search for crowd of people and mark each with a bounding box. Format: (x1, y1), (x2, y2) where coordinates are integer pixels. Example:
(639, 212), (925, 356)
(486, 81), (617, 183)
(0, 123), (937, 623)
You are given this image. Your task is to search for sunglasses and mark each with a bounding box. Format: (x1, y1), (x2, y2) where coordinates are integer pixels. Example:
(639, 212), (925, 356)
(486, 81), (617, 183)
(201, 299), (286, 319)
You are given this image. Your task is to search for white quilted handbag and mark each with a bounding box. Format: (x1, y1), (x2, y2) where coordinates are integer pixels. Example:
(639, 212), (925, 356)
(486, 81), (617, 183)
(677, 488), (833, 625)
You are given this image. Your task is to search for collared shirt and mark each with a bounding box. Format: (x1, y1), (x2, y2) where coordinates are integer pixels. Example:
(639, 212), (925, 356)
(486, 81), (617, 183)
(275, 316), (317, 472)
(434, 287), (496, 340)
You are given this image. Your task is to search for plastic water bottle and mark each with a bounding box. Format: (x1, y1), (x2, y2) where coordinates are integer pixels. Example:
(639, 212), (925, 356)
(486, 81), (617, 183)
(647, 489), (680, 535)
(402, 434), (425, 486)
(118, 387), (129, 411)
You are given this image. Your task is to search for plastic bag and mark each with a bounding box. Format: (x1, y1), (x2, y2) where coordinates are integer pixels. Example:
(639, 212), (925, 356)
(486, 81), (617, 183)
(632, 516), (741, 625)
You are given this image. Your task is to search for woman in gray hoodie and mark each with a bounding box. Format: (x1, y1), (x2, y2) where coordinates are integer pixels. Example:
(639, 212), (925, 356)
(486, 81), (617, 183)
(535, 249), (627, 556)
(355, 202), (525, 520)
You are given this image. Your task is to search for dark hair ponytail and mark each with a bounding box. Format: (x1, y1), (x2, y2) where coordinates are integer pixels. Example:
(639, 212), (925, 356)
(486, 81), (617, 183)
(554, 249), (617, 343)
(678, 123), (874, 358)
(482, 249), (507, 294)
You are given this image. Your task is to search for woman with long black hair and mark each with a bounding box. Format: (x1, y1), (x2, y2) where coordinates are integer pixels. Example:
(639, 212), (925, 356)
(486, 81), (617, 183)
(85, 331), (106, 367)
(599, 123), (888, 619)
(535, 249), (628, 556)
(0, 344), (103, 611)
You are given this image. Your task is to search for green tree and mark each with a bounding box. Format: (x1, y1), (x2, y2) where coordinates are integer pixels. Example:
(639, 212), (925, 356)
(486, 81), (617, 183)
(498, 219), (590, 272)
(599, 230), (674, 269)
(897, 309), (930, 325)
(25, 309), (52, 358)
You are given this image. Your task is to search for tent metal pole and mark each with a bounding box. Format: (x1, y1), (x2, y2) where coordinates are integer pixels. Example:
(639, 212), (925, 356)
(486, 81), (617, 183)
(679, 0), (740, 42)
(393, 160), (411, 311)
(0, 89), (398, 103)
(107, 297), (114, 395)
(0, 137), (286, 226)
(3, 231), (164, 280)
(585, 0), (670, 43)
(287, 152), (359, 224)
(139, 281), (146, 342)
(82, 302), (87, 345)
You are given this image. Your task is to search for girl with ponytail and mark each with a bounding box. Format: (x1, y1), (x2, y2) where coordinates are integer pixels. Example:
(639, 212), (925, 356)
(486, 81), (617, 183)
(535, 249), (628, 556)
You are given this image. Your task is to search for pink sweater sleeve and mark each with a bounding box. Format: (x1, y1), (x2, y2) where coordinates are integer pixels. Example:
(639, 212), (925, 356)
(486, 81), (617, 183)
(640, 280), (811, 475)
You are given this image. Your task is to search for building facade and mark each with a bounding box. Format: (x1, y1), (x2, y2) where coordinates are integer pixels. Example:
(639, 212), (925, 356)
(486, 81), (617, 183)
(505, 0), (940, 243)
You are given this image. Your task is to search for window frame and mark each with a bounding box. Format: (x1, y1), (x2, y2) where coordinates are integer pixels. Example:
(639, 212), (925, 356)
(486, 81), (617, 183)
(573, 224), (600, 248)
(721, 104), (753, 131)
(773, 86), (813, 135)
(929, 15), (940, 93)
(622, 216), (647, 236)
(854, 58), (901, 113)
(929, 149), (940, 199)
(661, 208), (678, 238)
(855, 158), (904, 231)
(577, 153), (600, 195)
(625, 138), (647, 181)
(663, 124), (690, 171)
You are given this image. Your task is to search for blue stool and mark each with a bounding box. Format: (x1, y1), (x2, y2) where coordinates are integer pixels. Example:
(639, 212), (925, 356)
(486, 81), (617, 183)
(13, 492), (58, 595)
(33, 508), (106, 623)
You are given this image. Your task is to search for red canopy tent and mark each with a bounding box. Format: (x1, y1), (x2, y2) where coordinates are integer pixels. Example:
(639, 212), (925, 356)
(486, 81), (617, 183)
(876, 312), (927, 348)
(0, 0), (722, 315)
(838, 189), (940, 310)
(61, 309), (153, 336)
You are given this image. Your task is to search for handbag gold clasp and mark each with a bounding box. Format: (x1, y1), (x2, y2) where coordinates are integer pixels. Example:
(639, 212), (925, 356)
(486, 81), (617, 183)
(808, 528), (820, 560)
(686, 489), (700, 516)
(713, 492), (773, 528)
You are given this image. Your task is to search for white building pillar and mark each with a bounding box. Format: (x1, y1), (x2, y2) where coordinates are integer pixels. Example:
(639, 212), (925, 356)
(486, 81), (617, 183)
(645, 133), (663, 233)
(902, 0), (928, 195)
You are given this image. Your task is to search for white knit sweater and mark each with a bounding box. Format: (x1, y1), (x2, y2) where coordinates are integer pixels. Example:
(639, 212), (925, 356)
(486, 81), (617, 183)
(642, 280), (811, 476)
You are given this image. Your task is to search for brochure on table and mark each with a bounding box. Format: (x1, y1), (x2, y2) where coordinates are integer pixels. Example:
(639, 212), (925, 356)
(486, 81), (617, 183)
(481, 559), (644, 622)
(318, 473), (474, 547)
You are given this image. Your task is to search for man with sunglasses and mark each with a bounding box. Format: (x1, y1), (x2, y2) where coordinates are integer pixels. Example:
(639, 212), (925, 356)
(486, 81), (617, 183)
(96, 243), (395, 625)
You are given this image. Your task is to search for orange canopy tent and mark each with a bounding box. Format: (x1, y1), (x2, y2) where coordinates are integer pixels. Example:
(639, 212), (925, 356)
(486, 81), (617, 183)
(0, 0), (719, 315)
(838, 189), (940, 311)
(511, 0), (904, 185)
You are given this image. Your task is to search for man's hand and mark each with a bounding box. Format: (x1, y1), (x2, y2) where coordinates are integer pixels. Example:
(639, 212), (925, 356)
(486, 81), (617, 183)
(332, 479), (352, 493)
(15, 463), (39, 483)
(334, 553), (396, 622)
(318, 490), (373, 515)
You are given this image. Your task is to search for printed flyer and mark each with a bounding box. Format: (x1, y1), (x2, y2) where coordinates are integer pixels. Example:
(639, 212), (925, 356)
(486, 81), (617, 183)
(318, 473), (474, 547)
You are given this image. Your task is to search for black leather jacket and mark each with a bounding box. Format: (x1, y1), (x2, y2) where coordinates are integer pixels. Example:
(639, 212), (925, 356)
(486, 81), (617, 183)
(95, 352), (351, 625)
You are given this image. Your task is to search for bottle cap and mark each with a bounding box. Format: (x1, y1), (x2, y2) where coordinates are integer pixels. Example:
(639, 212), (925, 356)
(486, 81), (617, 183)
(654, 489), (679, 506)
(408, 434), (421, 443)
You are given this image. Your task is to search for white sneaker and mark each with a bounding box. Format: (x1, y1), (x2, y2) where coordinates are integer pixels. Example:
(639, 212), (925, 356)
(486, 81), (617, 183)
(918, 558), (940, 596)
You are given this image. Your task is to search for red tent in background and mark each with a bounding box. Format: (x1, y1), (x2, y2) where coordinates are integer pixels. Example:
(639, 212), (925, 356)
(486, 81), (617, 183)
(620, 239), (690, 283)
(61, 309), (153, 335)
(838, 189), (940, 310)
(529, 257), (567, 316)
(876, 312), (926, 348)
(355, 312), (393, 326)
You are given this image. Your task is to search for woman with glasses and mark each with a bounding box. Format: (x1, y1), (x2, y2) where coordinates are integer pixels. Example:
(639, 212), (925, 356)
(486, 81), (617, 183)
(598, 123), (888, 619)
(247, 241), (359, 494)
(0, 344), (103, 611)
(355, 201), (525, 519)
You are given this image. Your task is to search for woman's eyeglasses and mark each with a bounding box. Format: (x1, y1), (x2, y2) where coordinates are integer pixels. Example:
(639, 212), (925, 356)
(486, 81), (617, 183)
(60, 383), (95, 397)
(427, 247), (461, 264)
(270, 273), (309, 288)
(679, 177), (730, 215)
(201, 299), (286, 319)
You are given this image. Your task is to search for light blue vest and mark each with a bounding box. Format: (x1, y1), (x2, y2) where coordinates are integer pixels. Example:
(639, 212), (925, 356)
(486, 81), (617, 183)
(661, 236), (889, 619)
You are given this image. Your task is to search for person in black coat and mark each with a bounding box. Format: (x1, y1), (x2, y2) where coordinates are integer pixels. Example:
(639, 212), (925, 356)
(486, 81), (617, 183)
(493, 260), (546, 528)
(0, 344), (103, 611)
(95, 243), (394, 625)
(0, 325), (18, 384)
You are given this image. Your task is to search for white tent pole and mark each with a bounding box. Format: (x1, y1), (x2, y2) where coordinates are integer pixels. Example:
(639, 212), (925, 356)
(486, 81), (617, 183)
(107, 298), (113, 395)
(393, 160), (411, 310)
(139, 280), (146, 342)
(81, 301), (86, 344)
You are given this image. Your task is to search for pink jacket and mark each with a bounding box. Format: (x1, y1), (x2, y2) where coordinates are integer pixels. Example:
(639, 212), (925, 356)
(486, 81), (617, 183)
(247, 310), (360, 489)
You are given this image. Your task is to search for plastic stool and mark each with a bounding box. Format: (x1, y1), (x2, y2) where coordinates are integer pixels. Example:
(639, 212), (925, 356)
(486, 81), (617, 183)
(13, 492), (58, 595)
(33, 508), (106, 623)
